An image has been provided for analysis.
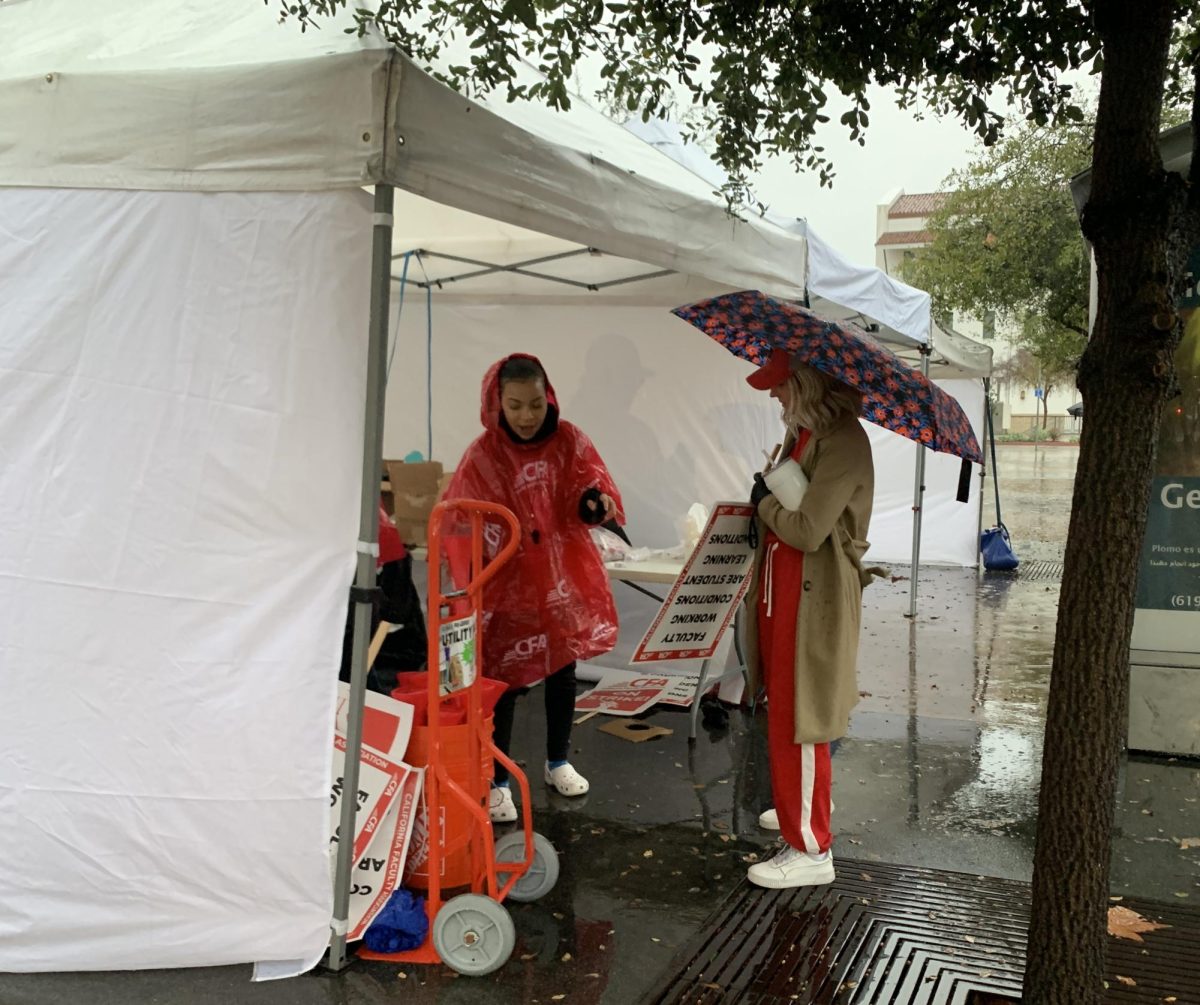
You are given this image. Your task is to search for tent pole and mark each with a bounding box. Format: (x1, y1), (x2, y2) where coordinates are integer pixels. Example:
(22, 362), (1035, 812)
(907, 345), (931, 619)
(327, 184), (394, 972)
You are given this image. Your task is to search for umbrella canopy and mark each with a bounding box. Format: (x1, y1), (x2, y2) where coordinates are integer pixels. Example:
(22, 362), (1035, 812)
(1068, 401), (1084, 417)
(672, 290), (983, 464)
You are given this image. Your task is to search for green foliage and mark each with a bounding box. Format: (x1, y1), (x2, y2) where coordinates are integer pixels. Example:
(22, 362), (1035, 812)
(901, 116), (1094, 403)
(272, 0), (1100, 202)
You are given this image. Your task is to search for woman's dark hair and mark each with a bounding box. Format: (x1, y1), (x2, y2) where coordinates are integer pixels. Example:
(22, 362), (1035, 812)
(499, 357), (546, 387)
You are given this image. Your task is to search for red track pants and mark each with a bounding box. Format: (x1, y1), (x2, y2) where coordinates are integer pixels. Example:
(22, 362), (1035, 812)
(757, 536), (832, 855)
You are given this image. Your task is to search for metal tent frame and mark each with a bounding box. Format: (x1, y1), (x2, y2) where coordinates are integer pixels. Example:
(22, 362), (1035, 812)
(328, 185), (395, 972)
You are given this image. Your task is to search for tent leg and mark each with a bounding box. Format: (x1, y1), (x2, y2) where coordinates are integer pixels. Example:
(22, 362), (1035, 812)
(327, 185), (395, 972)
(907, 349), (931, 619)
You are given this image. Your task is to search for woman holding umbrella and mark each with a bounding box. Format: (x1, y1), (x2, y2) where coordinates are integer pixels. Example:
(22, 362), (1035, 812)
(742, 347), (875, 889)
(672, 289), (982, 888)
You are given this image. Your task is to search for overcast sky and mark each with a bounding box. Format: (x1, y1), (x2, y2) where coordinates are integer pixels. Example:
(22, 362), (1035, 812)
(749, 84), (983, 269)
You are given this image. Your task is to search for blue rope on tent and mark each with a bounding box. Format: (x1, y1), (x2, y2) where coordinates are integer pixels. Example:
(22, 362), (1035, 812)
(386, 251), (414, 379)
(426, 284), (433, 461)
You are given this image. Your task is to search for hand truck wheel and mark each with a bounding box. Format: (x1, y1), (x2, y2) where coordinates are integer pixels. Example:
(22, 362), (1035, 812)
(431, 893), (516, 976)
(494, 831), (560, 902)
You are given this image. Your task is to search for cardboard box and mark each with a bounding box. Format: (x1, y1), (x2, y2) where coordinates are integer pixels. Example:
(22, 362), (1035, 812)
(385, 460), (443, 546)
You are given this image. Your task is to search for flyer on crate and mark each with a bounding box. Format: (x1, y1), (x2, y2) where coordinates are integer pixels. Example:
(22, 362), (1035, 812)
(439, 614), (477, 696)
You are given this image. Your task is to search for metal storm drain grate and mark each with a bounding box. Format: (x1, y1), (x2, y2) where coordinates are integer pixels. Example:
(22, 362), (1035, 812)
(639, 859), (1200, 1004)
(1017, 560), (1065, 582)
(985, 559), (1064, 582)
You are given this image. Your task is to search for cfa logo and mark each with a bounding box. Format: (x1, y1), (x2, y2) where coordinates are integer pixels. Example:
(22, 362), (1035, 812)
(515, 460), (550, 490)
(545, 579), (570, 604)
(512, 634), (549, 659)
(483, 522), (503, 552)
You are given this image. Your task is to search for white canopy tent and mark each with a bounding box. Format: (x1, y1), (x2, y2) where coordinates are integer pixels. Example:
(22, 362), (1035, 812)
(381, 178), (991, 572)
(0, 0), (987, 982)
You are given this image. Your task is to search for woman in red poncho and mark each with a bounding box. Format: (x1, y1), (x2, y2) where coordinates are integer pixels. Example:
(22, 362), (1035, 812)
(444, 354), (623, 823)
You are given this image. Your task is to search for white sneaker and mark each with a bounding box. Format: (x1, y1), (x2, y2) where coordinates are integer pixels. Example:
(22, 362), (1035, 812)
(544, 762), (589, 796)
(757, 802), (833, 831)
(747, 845), (835, 889)
(489, 785), (517, 823)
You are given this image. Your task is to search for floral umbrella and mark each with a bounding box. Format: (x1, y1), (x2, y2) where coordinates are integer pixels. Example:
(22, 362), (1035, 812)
(672, 290), (983, 464)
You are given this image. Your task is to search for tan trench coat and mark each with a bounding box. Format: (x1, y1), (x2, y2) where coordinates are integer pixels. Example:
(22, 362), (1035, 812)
(743, 414), (877, 744)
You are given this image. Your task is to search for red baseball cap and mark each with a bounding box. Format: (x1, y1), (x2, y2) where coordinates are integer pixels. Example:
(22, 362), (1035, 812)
(746, 348), (794, 390)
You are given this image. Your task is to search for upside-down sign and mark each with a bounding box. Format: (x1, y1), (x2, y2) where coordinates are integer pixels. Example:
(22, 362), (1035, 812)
(632, 502), (756, 663)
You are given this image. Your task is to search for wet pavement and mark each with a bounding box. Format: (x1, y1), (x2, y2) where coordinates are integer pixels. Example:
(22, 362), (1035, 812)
(981, 442), (1079, 564)
(4, 444), (1199, 1004)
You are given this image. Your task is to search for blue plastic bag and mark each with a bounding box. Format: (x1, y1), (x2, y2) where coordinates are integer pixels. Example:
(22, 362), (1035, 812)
(980, 523), (1019, 571)
(362, 889), (428, 954)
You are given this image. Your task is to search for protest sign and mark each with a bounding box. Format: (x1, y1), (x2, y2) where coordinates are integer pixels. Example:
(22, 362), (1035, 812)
(335, 682), (414, 762)
(632, 502), (756, 663)
(347, 766), (424, 940)
(331, 686), (424, 939)
(575, 673), (675, 716)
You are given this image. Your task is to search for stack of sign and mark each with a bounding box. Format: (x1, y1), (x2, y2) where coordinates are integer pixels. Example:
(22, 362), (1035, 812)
(330, 684), (424, 941)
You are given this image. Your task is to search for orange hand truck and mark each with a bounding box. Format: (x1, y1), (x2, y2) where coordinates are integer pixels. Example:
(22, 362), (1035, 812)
(359, 498), (560, 976)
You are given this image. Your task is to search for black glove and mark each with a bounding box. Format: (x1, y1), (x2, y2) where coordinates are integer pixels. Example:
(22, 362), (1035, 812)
(750, 473), (773, 508)
(579, 487), (606, 525)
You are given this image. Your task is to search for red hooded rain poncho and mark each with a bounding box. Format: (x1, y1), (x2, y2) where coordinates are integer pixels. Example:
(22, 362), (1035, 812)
(443, 355), (623, 690)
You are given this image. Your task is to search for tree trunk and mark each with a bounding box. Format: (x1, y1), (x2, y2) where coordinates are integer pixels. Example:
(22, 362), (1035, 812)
(1023, 1), (1193, 1000)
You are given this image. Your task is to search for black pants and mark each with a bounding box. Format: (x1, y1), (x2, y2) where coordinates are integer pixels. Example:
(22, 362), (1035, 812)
(491, 663), (577, 785)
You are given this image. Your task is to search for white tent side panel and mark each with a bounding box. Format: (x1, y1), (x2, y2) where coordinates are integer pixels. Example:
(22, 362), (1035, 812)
(864, 378), (985, 567)
(383, 305), (982, 566)
(0, 188), (371, 971)
(385, 303), (779, 546)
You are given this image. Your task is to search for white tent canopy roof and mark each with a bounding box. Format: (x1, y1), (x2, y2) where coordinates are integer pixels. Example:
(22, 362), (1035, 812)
(2, 0), (968, 358)
(0, 0), (806, 300)
(391, 192), (991, 379)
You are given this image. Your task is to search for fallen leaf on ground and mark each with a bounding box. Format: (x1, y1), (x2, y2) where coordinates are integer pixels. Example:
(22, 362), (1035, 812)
(860, 872), (873, 881)
(551, 996), (566, 1001)
(643, 850), (654, 858)
(1108, 905), (1171, 942)
(520, 953), (536, 961)
(1180, 838), (1200, 849)
(964, 935), (976, 944)
(1174, 892), (1190, 898)
(1115, 975), (1136, 986)
(561, 953), (572, 962)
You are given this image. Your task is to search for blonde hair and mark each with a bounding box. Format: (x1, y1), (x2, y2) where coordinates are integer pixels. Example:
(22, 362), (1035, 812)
(782, 365), (863, 434)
